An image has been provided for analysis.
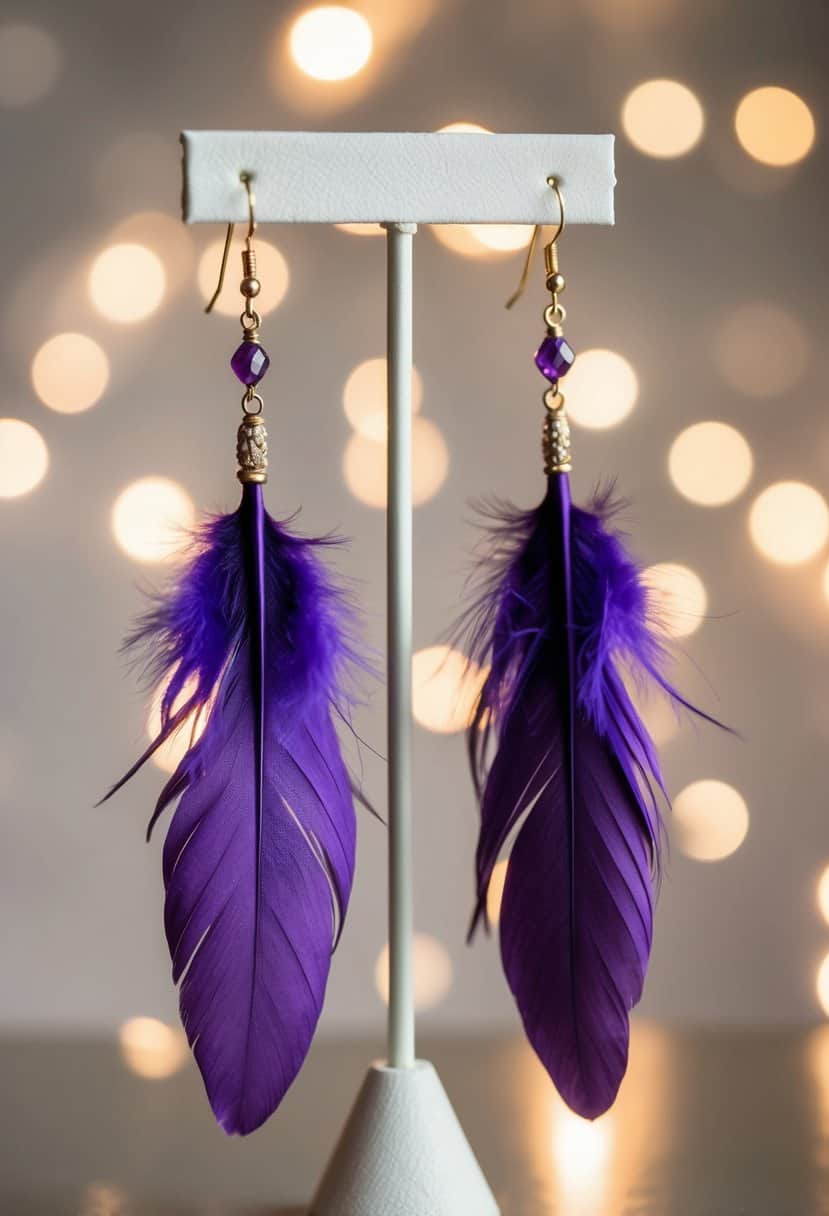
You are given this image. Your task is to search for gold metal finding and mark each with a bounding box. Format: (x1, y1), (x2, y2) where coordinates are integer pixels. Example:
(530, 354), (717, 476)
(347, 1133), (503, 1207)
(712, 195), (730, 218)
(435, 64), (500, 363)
(205, 172), (258, 314)
(237, 412), (268, 484)
(203, 173), (270, 482)
(542, 390), (571, 474)
(505, 177), (575, 477)
(505, 175), (565, 312)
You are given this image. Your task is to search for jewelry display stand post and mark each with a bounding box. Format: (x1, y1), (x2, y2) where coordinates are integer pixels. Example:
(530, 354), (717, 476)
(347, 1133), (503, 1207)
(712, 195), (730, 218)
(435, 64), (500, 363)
(384, 221), (417, 1073)
(181, 130), (615, 1216)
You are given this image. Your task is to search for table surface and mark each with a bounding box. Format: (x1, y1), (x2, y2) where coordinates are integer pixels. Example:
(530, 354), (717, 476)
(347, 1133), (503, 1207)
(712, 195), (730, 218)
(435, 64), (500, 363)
(2, 1022), (828, 1215)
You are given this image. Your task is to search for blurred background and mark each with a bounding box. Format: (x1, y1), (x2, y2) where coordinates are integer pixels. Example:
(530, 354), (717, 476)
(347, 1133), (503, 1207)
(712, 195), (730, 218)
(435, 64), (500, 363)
(0, 0), (827, 1086)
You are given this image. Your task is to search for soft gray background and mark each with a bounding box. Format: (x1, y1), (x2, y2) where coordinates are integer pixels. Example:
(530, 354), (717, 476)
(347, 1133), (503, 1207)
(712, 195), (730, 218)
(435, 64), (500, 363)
(0, 0), (826, 1040)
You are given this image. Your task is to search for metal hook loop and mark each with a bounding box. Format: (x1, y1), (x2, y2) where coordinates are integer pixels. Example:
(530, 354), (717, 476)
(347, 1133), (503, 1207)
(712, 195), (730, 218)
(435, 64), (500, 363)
(505, 175), (565, 310)
(204, 171), (257, 314)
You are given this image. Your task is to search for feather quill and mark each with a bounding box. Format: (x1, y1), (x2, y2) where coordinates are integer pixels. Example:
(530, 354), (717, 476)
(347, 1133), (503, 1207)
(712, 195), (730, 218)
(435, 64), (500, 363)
(103, 482), (361, 1135)
(462, 473), (721, 1119)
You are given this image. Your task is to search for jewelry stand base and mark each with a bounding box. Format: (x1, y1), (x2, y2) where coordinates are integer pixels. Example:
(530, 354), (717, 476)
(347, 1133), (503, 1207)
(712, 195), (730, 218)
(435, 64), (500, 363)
(308, 1060), (500, 1216)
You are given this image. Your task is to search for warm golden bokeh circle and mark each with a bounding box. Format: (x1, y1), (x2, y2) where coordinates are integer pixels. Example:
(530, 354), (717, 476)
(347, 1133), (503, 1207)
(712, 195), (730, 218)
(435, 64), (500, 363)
(0, 419), (49, 498)
(818, 955), (829, 1018)
(411, 645), (488, 735)
(31, 333), (110, 414)
(668, 421), (753, 507)
(644, 562), (708, 639)
(673, 780), (749, 862)
(622, 79), (704, 158)
(749, 482), (829, 567)
(89, 243), (166, 323)
(118, 1017), (188, 1079)
(374, 934), (453, 1011)
(289, 6), (373, 80)
(111, 477), (195, 564)
(565, 349), (639, 430)
(735, 86), (815, 167)
(342, 417), (449, 509)
(342, 357), (423, 441)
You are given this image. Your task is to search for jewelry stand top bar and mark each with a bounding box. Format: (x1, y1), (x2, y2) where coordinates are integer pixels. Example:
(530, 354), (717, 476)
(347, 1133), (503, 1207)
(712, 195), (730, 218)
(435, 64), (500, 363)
(181, 131), (615, 225)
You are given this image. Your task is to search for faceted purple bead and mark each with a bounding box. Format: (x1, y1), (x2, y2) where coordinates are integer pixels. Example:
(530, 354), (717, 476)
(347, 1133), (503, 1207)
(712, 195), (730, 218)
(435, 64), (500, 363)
(230, 340), (270, 386)
(535, 334), (575, 382)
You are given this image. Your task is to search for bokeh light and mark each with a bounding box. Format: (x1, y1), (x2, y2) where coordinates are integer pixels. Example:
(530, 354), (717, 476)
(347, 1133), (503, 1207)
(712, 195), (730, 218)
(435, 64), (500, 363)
(289, 6), (373, 80)
(486, 859), (508, 927)
(342, 357), (423, 441)
(336, 222), (385, 237)
(374, 934), (453, 1011)
(89, 243), (165, 323)
(668, 421), (753, 506)
(644, 562), (708, 639)
(624, 676), (680, 747)
(146, 675), (211, 775)
(0, 419), (49, 498)
(673, 779), (749, 862)
(749, 482), (829, 566)
(565, 349), (639, 430)
(431, 122), (533, 257)
(817, 865), (829, 927)
(735, 87), (815, 167)
(118, 1016), (188, 1079)
(431, 223), (498, 259)
(111, 477), (195, 563)
(438, 122), (490, 134)
(553, 1106), (613, 1208)
(823, 561), (829, 605)
(411, 645), (488, 734)
(0, 23), (61, 107)
(31, 333), (110, 414)
(111, 210), (195, 288)
(78, 1181), (129, 1216)
(469, 224), (534, 253)
(622, 79), (704, 158)
(715, 302), (808, 398)
(819, 955), (829, 1018)
(197, 237), (289, 317)
(343, 417), (449, 509)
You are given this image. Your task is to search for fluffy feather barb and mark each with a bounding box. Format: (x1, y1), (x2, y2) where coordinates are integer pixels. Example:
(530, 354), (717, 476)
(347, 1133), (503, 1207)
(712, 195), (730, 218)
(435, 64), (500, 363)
(104, 484), (361, 1134)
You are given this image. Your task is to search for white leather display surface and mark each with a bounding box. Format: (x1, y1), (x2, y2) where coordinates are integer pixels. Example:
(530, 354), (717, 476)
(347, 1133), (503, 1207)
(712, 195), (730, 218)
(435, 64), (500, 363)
(181, 131), (615, 225)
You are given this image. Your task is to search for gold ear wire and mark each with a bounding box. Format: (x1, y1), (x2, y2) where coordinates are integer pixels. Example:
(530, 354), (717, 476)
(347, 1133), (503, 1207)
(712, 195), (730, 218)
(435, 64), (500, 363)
(505, 175), (565, 311)
(205, 172), (257, 315)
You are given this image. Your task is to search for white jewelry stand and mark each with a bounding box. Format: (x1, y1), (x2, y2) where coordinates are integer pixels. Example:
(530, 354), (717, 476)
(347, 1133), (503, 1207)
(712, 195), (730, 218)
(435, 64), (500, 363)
(181, 130), (615, 1216)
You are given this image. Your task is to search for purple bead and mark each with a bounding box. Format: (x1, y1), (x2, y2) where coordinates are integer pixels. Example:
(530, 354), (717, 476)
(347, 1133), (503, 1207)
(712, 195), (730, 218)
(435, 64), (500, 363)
(535, 334), (575, 382)
(230, 341), (270, 386)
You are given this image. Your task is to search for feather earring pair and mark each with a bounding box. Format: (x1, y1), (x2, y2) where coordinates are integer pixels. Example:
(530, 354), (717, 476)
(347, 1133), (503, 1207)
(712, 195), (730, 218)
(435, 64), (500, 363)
(459, 177), (723, 1120)
(103, 170), (725, 1139)
(102, 176), (363, 1135)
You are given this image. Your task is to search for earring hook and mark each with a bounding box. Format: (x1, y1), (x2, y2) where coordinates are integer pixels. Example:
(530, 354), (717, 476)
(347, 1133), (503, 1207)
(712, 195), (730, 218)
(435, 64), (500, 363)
(205, 172), (257, 315)
(505, 175), (565, 311)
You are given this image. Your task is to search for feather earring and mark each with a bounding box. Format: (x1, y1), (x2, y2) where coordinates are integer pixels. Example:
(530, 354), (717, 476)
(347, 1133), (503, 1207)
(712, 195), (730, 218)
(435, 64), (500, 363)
(459, 177), (724, 1120)
(102, 175), (364, 1135)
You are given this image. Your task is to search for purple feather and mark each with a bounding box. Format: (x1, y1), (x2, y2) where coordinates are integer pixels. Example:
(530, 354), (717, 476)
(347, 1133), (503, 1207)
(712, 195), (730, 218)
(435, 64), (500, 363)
(103, 483), (362, 1135)
(461, 474), (720, 1120)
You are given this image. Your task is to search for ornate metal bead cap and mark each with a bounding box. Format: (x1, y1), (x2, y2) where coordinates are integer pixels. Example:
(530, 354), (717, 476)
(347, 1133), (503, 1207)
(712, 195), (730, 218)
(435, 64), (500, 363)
(237, 414), (268, 484)
(542, 389), (572, 475)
